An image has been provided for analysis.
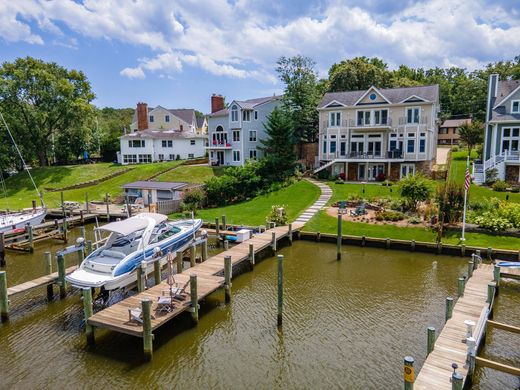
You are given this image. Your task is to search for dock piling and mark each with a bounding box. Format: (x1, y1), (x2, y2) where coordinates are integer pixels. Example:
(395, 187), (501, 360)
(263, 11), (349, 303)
(411, 239), (415, 252)
(82, 287), (95, 345)
(427, 327), (435, 355)
(221, 215), (226, 230)
(249, 243), (255, 268)
(77, 246), (84, 267)
(445, 297), (454, 322)
(223, 240), (229, 251)
(176, 251), (183, 274)
(215, 218), (220, 247)
(105, 193), (110, 221)
(153, 259), (161, 285)
(56, 254), (66, 299)
(465, 337), (476, 379)
(451, 372), (463, 390)
(137, 262), (146, 292)
(201, 240), (208, 262)
(404, 356), (414, 390)
(0, 271), (8, 321)
(277, 254), (283, 327)
(271, 232), (277, 252)
(468, 261), (474, 278)
(79, 225), (86, 239)
(457, 277), (465, 297)
(190, 275), (199, 324)
(85, 192), (89, 213)
(288, 223), (293, 244)
(493, 265), (500, 289)
(224, 255), (232, 303)
(141, 299), (153, 361)
(190, 244), (196, 267)
(27, 224), (34, 252)
(44, 251), (53, 300)
(0, 233), (5, 266)
(80, 210), (84, 225)
(486, 282), (495, 304)
(336, 213), (342, 260)
(86, 240), (92, 254)
(386, 238), (390, 249)
(461, 244), (465, 257)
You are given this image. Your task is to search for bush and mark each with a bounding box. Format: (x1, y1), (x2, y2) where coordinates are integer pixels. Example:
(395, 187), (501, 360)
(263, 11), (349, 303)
(511, 186), (520, 193)
(398, 174), (432, 211)
(316, 169), (330, 180)
(474, 213), (513, 232)
(492, 180), (508, 192)
(339, 172), (346, 181)
(266, 205), (288, 226)
(381, 180), (392, 187)
(436, 181), (464, 223)
(485, 168), (498, 185)
(408, 216), (422, 224)
(376, 172), (385, 182)
(451, 145), (459, 152)
(375, 210), (405, 221)
(180, 187), (206, 213)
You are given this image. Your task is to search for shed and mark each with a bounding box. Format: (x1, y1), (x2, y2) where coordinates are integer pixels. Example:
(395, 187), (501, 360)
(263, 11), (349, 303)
(122, 181), (189, 206)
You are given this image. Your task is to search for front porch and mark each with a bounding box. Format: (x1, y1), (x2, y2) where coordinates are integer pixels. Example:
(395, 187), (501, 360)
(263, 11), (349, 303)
(320, 161), (428, 182)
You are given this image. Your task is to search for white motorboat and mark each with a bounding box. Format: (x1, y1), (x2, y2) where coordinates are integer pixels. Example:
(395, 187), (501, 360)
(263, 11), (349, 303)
(66, 213), (202, 290)
(0, 208), (47, 233)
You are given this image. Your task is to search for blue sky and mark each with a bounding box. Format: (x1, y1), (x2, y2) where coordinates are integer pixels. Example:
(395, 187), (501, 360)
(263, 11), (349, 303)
(0, 0), (519, 113)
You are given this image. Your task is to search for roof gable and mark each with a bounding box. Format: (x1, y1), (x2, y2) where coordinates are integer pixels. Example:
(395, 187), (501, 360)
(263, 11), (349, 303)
(494, 79), (520, 108)
(354, 86), (390, 105)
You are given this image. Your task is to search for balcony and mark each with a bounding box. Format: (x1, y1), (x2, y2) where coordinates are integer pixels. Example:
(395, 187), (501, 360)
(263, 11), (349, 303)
(398, 116), (428, 126)
(348, 118), (392, 128)
(323, 150), (404, 160)
(322, 119), (348, 129)
(207, 140), (232, 149)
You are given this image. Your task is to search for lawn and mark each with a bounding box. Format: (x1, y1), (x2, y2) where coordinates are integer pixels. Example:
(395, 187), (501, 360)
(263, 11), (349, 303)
(303, 210), (520, 250)
(327, 181), (400, 204)
(192, 180), (321, 226)
(0, 160), (184, 209)
(155, 165), (225, 183)
(449, 150), (520, 202)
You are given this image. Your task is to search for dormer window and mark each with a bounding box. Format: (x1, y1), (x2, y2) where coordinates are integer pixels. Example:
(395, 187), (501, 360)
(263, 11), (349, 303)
(242, 110), (251, 122)
(165, 115), (170, 122)
(512, 100), (520, 113)
(231, 105), (238, 122)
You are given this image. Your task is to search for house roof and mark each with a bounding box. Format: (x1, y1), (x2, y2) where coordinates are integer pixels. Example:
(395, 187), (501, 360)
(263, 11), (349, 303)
(209, 108), (229, 117)
(122, 181), (188, 191)
(196, 116), (206, 128)
(441, 118), (471, 128)
(319, 85), (439, 108)
(494, 79), (520, 108)
(131, 107), (195, 125)
(121, 129), (207, 140)
(208, 95), (282, 117)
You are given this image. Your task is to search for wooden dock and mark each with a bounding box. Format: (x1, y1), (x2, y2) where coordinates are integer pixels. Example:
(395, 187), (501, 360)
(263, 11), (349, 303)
(7, 265), (77, 298)
(87, 223), (303, 339)
(415, 263), (497, 389)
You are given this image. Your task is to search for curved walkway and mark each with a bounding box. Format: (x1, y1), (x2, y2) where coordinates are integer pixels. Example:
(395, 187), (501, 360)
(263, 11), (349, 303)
(294, 178), (332, 225)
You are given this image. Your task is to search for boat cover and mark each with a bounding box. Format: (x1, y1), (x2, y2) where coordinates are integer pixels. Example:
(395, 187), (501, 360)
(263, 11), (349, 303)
(97, 218), (149, 235)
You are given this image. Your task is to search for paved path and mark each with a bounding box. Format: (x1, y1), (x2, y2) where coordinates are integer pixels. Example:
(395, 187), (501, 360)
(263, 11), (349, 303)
(294, 179), (332, 224)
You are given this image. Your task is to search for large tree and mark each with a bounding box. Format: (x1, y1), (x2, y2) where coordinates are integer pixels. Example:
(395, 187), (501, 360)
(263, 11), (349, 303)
(0, 57), (95, 166)
(276, 55), (320, 143)
(97, 107), (134, 162)
(458, 120), (484, 156)
(328, 57), (392, 92)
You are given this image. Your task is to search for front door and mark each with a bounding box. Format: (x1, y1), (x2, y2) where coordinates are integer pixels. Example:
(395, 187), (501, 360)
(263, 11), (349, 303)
(340, 141), (347, 156)
(217, 151), (224, 165)
(368, 164), (384, 180)
(367, 141), (382, 157)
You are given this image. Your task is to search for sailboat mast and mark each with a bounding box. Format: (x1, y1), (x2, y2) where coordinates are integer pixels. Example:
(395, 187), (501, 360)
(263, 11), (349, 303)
(0, 111), (45, 208)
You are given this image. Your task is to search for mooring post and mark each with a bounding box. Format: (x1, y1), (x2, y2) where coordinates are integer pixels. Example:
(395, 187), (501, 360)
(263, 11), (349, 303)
(0, 232), (5, 267)
(61, 191), (65, 220)
(316, 232), (321, 242)
(468, 260), (474, 278)
(105, 193), (110, 221)
(224, 255), (232, 303)
(27, 224), (34, 252)
(125, 195), (132, 218)
(190, 244), (196, 267)
(457, 277), (465, 297)
(79, 210), (84, 225)
(77, 246), (84, 267)
(277, 254), (283, 327)
(79, 225), (86, 239)
(445, 297), (454, 322)
(249, 243), (255, 268)
(215, 217), (220, 247)
(411, 239), (416, 252)
(176, 251), (183, 274)
(486, 282), (496, 304)
(271, 232), (277, 252)
(85, 192), (89, 213)
(82, 287), (95, 345)
(221, 215), (226, 230)
(466, 337), (476, 380)
(153, 259), (161, 285)
(223, 240), (229, 251)
(386, 238), (390, 249)
(137, 261), (146, 292)
(427, 327), (435, 355)
(461, 244), (465, 257)
(44, 251), (53, 301)
(201, 240), (208, 262)
(451, 372), (463, 390)
(190, 275), (199, 324)
(486, 247), (492, 260)
(141, 298), (153, 361)
(336, 213), (342, 260)
(56, 254), (66, 299)
(404, 356), (414, 390)
(0, 271), (8, 322)
(361, 235), (366, 247)
(86, 240), (92, 255)
(288, 223), (293, 244)
(437, 241), (442, 255)
(493, 264), (500, 289)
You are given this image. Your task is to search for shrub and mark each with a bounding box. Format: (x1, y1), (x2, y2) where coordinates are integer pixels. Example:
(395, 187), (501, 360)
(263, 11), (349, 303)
(408, 216), (422, 224)
(474, 213), (513, 232)
(339, 172), (346, 181)
(180, 187), (206, 213)
(375, 210), (405, 221)
(376, 172), (385, 182)
(511, 186), (520, 193)
(398, 174), (432, 211)
(316, 169), (330, 180)
(388, 198), (407, 212)
(381, 180), (392, 187)
(266, 205), (288, 226)
(485, 168), (498, 185)
(492, 180), (508, 192)
(451, 145), (459, 152)
(436, 181), (464, 223)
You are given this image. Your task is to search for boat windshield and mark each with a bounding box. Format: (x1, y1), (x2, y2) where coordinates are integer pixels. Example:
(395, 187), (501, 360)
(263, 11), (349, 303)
(111, 230), (144, 248)
(149, 223), (182, 244)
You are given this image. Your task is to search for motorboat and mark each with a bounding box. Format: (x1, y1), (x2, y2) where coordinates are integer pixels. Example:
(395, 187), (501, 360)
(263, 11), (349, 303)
(0, 208), (47, 233)
(66, 213), (202, 290)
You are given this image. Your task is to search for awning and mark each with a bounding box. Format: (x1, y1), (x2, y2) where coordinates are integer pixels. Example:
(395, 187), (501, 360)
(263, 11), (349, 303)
(97, 218), (149, 235)
(136, 213), (168, 224)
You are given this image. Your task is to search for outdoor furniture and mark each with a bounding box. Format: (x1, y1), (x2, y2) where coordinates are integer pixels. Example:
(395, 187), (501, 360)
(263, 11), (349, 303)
(349, 204), (367, 217)
(163, 279), (190, 302)
(128, 306), (157, 323)
(156, 296), (175, 314)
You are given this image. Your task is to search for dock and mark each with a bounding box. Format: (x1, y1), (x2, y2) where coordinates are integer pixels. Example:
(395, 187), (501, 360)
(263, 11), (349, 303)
(7, 265), (77, 298)
(87, 223), (303, 343)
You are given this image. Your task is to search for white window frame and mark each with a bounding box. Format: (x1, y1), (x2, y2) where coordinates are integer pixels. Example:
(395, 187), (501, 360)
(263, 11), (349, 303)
(158, 154), (164, 160)
(188, 153), (194, 159)
(165, 115), (170, 122)
(400, 164), (415, 178)
(501, 127), (520, 153)
(242, 110), (250, 122)
(233, 130), (240, 142)
(512, 100), (520, 113)
(233, 150), (241, 162)
(329, 111), (341, 127)
(249, 149), (257, 159)
(149, 115), (154, 123)
(406, 107), (420, 124)
(231, 105), (239, 122)
(190, 140), (196, 145)
(249, 130), (257, 142)
(254, 111), (258, 120)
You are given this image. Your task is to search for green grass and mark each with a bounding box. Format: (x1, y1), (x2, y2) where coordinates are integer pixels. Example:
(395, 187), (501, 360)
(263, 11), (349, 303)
(449, 150), (520, 203)
(191, 180), (321, 226)
(0, 160), (185, 209)
(304, 210), (520, 250)
(155, 165), (225, 183)
(327, 182), (399, 204)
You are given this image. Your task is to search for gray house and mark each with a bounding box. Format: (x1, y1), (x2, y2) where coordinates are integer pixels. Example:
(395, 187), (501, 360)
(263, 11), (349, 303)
(474, 74), (520, 184)
(206, 94), (282, 166)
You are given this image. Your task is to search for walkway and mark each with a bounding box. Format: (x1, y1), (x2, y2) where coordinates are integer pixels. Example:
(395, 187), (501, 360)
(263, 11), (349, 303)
(293, 179), (332, 224)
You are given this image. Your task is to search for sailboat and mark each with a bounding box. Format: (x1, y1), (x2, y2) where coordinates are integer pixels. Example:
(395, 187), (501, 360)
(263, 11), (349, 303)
(0, 112), (46, 233)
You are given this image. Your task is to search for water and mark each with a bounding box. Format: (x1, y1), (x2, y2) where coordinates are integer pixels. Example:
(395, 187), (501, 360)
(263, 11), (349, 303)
(0, 236), (518, 389)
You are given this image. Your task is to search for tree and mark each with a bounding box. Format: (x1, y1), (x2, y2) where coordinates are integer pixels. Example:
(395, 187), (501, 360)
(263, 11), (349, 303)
(259, 107), (296, 179)
(97, 107), (134, 162)
(328, 57), (392, 92)
(458, 120), (484, 156)
(0, 57), (95, 166)
(436, 182), (464, 223)
(276, 55), (320, 143)
(398, 174), (432, 211)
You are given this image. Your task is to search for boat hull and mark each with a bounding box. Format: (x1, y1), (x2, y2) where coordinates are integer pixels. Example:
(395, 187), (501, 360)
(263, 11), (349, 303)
(0, 210), (46, 233)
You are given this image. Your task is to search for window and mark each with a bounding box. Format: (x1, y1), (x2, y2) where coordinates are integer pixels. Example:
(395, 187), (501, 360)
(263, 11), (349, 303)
(165, 115), (170, 122)
(439, 128), (448, 134)
(158, 154), (164, 160)
(323, 141), (327, 154)
(188, 153), (194, 159)
(419, 139), (426, 153)
(249, 130), (257, 142)
(231, 105), (238, 122)
(400, 164), (415, 178)
(329, 112), (341, 127)
(406, 107), (420, 124)
(149, 115), (154, 123)
(373, 109), (388, 125)
(138, 154), (152, 163)
(254, 111), (258, 120)
(233, 130), (240, 142)
(502, 127), (520, 152)
(130, 140), (145, 148)
(242, 111), (251, 122)
(330, 141), (337, 153)
(249, 149), (257, 159)
(512, 100), (520, 113)
(162, 140), (173, 148)
(123, 154), (137, 164)
(169, 154), (175, 160)
(233, 150), (240, 162)
(190, 140), (196, 145)
(357, 111), (371, 126)
(407, 139), (415, 153)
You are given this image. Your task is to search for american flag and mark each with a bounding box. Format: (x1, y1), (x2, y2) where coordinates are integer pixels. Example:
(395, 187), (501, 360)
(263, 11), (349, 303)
(464, 165), (471, 191)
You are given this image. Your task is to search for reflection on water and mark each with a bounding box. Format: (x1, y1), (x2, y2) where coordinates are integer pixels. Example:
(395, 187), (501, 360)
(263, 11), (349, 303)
(0, 235), (518, 389)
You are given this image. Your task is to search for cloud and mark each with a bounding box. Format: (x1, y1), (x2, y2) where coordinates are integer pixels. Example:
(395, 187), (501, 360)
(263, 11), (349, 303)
(1, 0), (520, 82)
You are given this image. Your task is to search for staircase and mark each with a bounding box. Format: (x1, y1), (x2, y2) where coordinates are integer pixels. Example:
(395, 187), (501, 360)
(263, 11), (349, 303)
(472, 151), (509, 185)
(313, 159), (336, 174)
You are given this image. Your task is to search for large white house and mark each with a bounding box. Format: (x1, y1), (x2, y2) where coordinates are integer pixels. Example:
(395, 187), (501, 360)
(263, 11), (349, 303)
(119, 103), (207, 165)
(206, 94), (282, 166)
(314, 85), (440, 181)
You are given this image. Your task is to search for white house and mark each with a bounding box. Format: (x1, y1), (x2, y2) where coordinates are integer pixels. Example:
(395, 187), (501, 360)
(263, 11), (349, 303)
(119, 103), (207, 165)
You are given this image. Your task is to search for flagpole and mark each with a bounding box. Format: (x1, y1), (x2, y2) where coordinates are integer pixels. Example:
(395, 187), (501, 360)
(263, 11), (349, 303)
(461, 155), (470, 241)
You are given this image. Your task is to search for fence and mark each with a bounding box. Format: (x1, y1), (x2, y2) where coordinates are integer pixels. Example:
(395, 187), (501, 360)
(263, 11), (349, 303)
(156, 199), (181, 214)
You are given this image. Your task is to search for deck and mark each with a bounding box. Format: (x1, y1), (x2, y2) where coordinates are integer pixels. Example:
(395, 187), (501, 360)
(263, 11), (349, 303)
(6, 265), (77, 297)
(87, 223), (303, 337)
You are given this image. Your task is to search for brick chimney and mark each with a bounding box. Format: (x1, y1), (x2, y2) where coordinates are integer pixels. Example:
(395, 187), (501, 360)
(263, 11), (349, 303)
(211, 94), (225, 113)
(136, 102), (149, 131)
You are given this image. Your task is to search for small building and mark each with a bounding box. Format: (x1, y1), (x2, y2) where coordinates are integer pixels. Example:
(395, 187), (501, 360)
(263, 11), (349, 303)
(122, 181), (189, 206)
(438, 119), (471, 145)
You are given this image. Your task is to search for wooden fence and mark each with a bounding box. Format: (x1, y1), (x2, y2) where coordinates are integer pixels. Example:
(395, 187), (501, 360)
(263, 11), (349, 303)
(157, 199), (181, 214)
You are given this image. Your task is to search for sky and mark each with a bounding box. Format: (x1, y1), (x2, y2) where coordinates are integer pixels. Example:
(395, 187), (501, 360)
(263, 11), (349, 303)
(0, 0), (519, 113)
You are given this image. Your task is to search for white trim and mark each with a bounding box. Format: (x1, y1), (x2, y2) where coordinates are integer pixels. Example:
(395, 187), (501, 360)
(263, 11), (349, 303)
(494, 85), (520, 109)
(353, 86), (391, 106)
(323, 99), (347, 108)
(400, 163), (415, 179)
(511, 100), (520, 113)
(398, 94), (430, 104)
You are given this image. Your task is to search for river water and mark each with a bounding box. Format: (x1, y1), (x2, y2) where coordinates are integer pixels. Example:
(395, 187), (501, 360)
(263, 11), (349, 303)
(0, 228), (518, 389)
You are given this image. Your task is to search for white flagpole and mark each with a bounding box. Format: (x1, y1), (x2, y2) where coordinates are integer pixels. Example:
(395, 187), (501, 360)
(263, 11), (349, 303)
(461, 155), (469, 241)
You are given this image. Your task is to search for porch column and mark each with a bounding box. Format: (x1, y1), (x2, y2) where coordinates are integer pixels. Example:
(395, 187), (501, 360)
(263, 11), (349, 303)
(387, 161), (391, 180)
(345, 162), (349, 181)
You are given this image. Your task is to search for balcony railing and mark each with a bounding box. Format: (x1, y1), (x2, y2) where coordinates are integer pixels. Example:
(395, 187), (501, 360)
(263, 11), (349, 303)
(322, 119), (348, 128)
(324, 150), (404, 159)
(348, 118), (392, 127)
(209, 140), (231, 148)
(398, 116), (428, 126)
